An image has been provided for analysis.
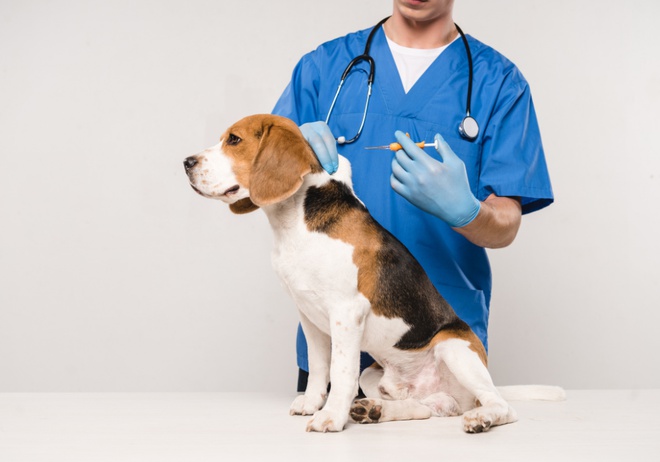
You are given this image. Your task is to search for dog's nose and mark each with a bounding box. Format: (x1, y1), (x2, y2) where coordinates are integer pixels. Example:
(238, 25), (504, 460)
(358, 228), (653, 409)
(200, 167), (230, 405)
(184, 156), (198, 170)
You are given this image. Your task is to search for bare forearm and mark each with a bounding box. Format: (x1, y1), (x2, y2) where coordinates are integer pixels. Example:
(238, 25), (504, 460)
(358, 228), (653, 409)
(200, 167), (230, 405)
(453, 194), (522, 249)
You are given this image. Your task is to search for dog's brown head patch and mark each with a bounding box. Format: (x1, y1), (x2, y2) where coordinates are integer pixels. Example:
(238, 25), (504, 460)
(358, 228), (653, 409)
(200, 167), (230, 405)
(220, 114), (322, 211)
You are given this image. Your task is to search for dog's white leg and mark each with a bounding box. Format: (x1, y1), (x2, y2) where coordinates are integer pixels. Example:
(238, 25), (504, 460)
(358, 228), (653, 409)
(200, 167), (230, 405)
(290, 311), (331, 416)
(435, 339), (518, 433)
(305, 303), (367, 432)
(420, 392), (462, 417)
(350, 398), (433, 423)
(358, 363), (384, 398)
(351, 362), (443, 424)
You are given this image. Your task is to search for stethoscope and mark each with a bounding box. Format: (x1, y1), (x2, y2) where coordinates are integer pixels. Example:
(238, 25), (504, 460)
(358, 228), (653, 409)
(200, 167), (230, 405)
(325, 16), (479, 144)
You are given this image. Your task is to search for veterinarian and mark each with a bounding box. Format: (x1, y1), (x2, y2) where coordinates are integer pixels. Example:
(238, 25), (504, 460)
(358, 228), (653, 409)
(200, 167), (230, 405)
(272, 0), (553, 392)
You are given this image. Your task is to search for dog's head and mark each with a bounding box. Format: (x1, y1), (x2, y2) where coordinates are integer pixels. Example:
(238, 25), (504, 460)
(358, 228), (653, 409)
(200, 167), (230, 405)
(184, 114), (322, 213)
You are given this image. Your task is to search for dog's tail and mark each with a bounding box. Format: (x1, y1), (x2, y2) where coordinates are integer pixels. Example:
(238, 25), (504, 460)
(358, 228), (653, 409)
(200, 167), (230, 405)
(496, 385), (566, 401)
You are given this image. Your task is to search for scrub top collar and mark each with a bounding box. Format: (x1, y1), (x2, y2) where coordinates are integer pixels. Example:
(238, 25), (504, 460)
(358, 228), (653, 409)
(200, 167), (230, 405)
(370, 27), (474, 118)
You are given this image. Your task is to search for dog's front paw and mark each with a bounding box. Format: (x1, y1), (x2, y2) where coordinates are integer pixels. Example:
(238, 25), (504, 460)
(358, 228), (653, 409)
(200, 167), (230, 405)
(349, 398), (383, 424)
(290, 393), (326, 416)
(305, 409), (348, 432)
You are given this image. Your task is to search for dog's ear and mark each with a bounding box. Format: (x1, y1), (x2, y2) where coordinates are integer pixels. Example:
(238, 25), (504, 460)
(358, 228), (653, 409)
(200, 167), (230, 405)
(229, 197), (259, 214)
(249, 123), (317, 207)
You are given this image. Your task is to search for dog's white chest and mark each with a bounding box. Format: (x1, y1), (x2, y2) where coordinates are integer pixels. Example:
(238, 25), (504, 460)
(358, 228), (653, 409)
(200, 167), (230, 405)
(269, 215), (365, 332)
(263, 179), (410, 350)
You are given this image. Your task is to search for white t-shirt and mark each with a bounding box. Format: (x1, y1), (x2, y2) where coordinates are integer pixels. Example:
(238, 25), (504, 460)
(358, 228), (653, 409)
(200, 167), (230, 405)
(385, 36), (457, 93)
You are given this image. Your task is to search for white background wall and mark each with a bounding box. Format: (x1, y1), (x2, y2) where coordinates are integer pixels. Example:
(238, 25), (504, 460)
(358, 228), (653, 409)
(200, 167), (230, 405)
(1, 0), (658, 392)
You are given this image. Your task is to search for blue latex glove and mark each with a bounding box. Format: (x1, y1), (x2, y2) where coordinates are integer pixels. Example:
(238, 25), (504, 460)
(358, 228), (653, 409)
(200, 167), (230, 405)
(390, 131), (481, 228)
(299, 121), (338, 174)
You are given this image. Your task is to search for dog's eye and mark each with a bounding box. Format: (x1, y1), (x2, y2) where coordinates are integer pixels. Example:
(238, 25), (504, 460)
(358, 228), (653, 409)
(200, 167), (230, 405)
(226, 133), (242, 146)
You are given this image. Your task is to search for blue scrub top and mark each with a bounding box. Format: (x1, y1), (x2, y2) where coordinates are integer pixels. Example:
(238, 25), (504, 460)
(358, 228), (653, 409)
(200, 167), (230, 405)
(273, 26), (553, 370)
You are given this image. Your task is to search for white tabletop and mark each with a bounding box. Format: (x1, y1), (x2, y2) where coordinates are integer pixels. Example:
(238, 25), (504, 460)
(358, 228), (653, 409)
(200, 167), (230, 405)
(1, 390), (658, 462)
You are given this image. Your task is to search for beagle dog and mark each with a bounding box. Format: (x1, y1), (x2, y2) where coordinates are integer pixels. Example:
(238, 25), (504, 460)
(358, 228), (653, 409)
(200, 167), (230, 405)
(184, 114), (563, 433)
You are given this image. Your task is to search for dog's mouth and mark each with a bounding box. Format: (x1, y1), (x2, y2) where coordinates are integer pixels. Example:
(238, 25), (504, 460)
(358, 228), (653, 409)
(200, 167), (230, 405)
(188, 182), (242, 201)
(223, 185), (240, 197)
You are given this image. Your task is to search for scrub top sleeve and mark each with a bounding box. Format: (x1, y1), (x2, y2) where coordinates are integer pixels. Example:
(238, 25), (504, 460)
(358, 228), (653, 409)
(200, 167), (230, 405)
(272, 53), (322, 126)
(478, 81), (554, 215)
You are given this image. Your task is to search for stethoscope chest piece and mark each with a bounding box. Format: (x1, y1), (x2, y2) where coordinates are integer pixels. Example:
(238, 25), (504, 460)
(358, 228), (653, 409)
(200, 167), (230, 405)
(459, 115), (479, 141)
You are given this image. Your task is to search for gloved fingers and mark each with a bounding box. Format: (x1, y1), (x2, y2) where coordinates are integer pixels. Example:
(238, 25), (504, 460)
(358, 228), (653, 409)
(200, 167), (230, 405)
(300, 122), (338, 174)
(390, 172), (411, 200)
(309, 136), (333, 172)
(393, 131), (422, 159)
(312, 122), (339, 171)
(307, 122), (338, 173)
(394, 130), (436, 170)
(392, 148), (416, 173)
(434, 133), (459, 164)
(391, 155), (412, 183)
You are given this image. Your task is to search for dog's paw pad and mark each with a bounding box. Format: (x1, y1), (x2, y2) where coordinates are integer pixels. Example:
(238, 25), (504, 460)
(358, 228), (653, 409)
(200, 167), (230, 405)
(350, 399), (383, 424)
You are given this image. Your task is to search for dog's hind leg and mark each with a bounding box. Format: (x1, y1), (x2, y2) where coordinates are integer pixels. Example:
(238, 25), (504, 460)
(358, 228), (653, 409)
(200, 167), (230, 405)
(420, 392), (462, 417)
(352, 363), (430, 423)
(349, 391), (461, 424)
(435, 339), (518, 433)
(350, 398), (432, 423)
(358, 362), (384, 398)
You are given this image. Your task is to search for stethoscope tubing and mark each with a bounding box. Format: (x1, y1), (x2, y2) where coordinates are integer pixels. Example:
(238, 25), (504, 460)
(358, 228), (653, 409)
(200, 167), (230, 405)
(325, 17), (387, 144)
(326, 16), (479, 144)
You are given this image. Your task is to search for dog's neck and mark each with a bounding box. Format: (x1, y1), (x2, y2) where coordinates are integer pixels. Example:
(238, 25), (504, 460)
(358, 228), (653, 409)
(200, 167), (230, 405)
(261, 155), (354, 232)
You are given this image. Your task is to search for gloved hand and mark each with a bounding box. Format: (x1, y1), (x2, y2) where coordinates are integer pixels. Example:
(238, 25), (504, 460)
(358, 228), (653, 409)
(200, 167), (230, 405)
(390, 131), (481, 228)
(299, 121), (338, 174)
